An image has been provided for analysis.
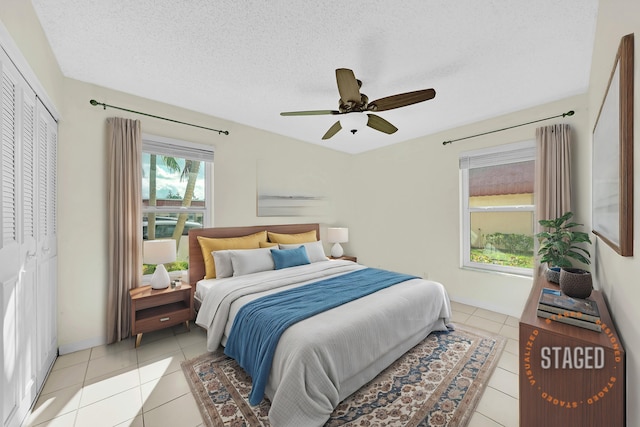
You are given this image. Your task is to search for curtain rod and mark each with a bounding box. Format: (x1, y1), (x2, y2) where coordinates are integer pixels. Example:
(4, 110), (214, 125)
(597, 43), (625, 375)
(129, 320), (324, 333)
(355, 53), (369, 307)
(442, 110), (574, 146)
(89, 99), (229, 135)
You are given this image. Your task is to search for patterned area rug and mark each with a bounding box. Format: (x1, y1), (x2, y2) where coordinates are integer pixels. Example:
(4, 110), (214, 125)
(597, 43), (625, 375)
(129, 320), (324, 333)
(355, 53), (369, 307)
(181, 325), (506, 426)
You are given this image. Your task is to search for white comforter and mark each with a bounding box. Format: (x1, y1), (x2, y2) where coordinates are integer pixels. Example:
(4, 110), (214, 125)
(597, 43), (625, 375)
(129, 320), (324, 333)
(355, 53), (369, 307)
(195, 260), (451, 427)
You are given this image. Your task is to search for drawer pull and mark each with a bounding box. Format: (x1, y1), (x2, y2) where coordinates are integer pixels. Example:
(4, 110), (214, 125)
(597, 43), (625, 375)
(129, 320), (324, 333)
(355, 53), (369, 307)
(160, 317), (170, 322)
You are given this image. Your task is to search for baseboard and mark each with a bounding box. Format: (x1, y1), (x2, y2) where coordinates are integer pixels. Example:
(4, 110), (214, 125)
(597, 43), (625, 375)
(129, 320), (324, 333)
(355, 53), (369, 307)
(58, 335), (108, 355)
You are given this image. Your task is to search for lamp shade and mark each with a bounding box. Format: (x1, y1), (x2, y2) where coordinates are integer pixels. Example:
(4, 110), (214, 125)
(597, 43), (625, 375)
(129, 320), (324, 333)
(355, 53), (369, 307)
(143, 240), (176, 289)
(143, 239), (177, 264)
(327, 227), (349, 258)
(327, 227), (348, 243)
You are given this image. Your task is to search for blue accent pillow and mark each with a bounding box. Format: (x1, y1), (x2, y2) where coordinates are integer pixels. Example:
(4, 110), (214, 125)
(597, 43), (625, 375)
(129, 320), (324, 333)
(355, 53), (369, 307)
(270, 246), (311, 270)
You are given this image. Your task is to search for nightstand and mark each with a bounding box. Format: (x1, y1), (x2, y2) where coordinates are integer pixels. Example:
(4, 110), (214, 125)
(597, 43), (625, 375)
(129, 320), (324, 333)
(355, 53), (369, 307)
(330, 255), (357, 263)
(129, 283), (194, 347)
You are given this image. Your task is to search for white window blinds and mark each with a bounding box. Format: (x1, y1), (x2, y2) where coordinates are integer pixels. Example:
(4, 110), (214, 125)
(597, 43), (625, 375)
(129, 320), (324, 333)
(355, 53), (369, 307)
(142, 134), (214, 162)
(459, 140), (535, 170)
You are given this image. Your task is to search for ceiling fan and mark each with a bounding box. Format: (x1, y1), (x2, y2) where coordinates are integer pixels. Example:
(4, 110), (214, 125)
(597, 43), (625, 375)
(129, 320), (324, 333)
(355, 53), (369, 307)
(280, 68), (436, 140)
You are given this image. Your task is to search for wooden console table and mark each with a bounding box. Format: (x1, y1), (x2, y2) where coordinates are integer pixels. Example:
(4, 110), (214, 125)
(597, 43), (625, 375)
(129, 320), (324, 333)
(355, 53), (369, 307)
(519, 275), (625, 426)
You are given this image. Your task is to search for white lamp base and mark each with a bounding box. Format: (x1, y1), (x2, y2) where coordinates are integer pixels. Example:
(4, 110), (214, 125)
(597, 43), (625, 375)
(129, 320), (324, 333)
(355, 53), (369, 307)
(150, 264), (171, 289)
(330, 243), (344, 258)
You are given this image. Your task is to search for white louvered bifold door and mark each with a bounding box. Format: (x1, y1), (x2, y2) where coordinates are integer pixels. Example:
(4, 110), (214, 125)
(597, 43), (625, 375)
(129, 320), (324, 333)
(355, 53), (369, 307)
(18, 86), (38, 419)
(0, 46), (56, 427)
(35, 100), (57, 392)
(1, 48), (21, 427)
(0, 51), (18, 271)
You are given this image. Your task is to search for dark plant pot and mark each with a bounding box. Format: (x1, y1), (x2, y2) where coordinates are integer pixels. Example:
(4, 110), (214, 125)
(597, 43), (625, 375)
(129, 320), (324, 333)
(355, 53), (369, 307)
(559, 268), (593, 299)
(545, 266), (561, 284)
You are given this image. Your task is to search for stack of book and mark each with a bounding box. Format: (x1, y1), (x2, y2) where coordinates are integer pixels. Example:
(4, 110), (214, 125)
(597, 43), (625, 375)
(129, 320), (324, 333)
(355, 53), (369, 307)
(536, 288), (601, 332)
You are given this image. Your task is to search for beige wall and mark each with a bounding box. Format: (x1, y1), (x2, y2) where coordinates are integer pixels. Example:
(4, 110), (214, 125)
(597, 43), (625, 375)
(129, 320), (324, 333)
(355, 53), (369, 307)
(347, 95), (587, 316)
(56, 79), (352, 351)
(2, 0), (353, 352)
(0, 0), (64, 110)
(3, 2), (640, 425)
(588, 1), (640, 424)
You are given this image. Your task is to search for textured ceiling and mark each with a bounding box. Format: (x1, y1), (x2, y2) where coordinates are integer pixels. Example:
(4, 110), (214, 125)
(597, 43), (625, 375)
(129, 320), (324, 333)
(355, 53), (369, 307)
(31, 0), (598, 154)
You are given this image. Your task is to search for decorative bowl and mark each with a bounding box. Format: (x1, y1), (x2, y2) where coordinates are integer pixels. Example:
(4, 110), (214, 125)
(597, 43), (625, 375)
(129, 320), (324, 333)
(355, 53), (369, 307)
(559, 268), (592, 299)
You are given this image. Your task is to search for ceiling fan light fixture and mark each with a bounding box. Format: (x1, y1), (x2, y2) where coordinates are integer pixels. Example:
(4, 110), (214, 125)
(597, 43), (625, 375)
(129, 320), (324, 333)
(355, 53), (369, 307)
(340, 112), (368, 134)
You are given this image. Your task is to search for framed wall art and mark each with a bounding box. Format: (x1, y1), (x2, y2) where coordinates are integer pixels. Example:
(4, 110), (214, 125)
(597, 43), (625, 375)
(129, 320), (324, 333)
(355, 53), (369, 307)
(592, 33), (634, 256)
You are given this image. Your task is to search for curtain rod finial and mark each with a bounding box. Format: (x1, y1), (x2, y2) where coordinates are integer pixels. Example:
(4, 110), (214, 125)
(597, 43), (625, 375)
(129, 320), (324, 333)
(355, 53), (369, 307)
(89, 99), (106, 110)
(563, 110), (575, 117)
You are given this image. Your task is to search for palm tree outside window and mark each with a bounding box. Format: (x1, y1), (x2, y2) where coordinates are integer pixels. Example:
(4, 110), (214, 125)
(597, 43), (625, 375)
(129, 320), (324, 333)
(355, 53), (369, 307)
(142, 135), (213, 275)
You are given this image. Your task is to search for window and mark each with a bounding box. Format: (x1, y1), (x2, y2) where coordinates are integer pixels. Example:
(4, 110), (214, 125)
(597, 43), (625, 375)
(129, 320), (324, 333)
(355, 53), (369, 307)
(460, 140), (535, 275)
(142, 134), (213, 274)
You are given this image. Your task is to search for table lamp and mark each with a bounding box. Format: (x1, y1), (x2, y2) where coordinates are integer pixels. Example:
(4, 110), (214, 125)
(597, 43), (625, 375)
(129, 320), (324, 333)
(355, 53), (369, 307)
(327, 227), (349, 258)
(143, 239), (176, 289)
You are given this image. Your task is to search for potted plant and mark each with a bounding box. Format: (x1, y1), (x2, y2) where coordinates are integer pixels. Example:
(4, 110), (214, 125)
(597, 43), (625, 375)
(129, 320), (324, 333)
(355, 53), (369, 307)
(535, 212), (592, 297)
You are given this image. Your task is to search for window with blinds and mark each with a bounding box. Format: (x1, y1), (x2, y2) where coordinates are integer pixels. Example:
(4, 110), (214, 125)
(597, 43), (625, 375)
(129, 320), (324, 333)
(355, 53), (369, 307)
(459, 140), (535, 275)
(142, 134), (214, 273)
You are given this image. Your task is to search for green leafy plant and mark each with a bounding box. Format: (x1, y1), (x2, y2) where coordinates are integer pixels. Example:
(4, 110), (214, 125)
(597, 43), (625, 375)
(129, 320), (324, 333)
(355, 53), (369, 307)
(535, 212), (591, 268)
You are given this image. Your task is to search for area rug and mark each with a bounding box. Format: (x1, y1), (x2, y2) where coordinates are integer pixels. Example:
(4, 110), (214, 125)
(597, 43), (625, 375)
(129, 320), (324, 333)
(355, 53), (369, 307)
(181, 325), (506, 426)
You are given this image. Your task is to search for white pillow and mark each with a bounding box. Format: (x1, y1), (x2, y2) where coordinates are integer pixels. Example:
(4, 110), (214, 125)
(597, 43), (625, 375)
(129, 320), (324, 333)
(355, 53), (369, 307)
(212, 250), (234, 278)
(279, 240), (328, 263)
(230, 248), (275, 276)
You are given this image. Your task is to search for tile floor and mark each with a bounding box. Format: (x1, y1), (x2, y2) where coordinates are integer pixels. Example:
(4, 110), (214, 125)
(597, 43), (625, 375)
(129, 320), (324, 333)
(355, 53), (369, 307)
(25, 302), (520, 427)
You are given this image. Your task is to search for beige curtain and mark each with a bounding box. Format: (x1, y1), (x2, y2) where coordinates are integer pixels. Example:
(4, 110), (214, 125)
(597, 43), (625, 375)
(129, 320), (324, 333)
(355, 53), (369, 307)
(534, 124), (572, 274)
(535, 123), (572, 223)
(107, 117), (143, 343)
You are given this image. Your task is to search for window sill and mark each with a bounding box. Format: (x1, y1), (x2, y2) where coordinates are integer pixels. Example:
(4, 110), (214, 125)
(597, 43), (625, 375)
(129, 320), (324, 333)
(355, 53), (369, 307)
(460, 265), (534, 279)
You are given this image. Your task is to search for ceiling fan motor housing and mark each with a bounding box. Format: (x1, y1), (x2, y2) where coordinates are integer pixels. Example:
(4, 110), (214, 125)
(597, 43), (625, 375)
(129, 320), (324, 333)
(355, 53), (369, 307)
(339, 93), (369, 113)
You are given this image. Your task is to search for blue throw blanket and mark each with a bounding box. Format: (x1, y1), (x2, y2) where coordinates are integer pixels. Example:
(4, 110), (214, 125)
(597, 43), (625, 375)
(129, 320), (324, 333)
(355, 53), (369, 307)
(224, 267), (418, 405)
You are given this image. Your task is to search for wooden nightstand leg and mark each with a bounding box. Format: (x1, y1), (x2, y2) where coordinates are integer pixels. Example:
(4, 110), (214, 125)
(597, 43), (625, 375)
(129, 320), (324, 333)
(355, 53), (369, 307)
(135, 333), (142, 348)
(184, 320), (190, 331)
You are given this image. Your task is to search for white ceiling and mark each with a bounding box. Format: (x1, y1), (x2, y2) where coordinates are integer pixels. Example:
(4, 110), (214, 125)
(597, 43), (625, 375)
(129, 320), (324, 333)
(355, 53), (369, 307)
(31, 0), (598, 154)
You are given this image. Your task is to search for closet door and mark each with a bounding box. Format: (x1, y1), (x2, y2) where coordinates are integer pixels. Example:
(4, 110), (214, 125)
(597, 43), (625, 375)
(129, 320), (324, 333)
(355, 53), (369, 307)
(18, 88), (38, 418)
(1, 48), (20, 427)
(35, 100), (57, 391)
(0, 48), (29, 427)
(0, 47), (52, 427)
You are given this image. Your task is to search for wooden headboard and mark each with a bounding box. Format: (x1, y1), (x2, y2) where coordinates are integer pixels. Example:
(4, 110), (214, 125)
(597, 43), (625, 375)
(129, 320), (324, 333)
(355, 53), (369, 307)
(188, 223), (320, 284)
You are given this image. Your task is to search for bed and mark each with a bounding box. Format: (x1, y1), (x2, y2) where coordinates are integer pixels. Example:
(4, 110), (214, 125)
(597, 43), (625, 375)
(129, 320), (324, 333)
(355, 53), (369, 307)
(188, 223), (451, 427)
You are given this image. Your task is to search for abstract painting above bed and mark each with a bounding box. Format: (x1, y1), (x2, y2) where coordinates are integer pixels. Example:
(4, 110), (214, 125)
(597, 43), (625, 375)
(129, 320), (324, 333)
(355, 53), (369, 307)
(188, 224), (452, 427)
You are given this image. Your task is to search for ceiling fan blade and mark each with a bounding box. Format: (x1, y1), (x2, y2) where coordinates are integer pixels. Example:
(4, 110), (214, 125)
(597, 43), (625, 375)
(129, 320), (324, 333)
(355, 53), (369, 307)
(322, 121), (342, 140)
(369, 88), (436, 112)
(281, 110), (339, 116)
(335, 68), (361, 103)
(366, 114), (398, 135)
